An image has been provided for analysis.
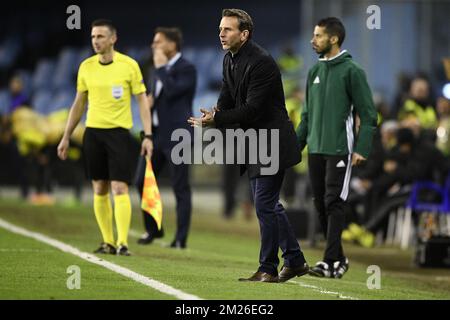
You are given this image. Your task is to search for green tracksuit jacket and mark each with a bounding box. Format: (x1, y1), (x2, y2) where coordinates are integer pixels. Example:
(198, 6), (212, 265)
(296, 51), (377, 158)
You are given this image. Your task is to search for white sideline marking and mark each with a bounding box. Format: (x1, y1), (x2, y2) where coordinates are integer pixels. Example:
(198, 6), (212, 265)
(290, 280), (359, 300)
(0, 218), (202, 300)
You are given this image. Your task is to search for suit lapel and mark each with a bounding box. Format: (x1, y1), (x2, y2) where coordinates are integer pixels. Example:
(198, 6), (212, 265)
(234, 52), (250, 101)
(224, 55), (235, 93)
(153, 59), (181, 101)
(232, 46), (252, 101)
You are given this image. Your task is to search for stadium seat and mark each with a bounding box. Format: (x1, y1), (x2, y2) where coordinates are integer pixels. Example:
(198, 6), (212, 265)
(208, 51), (225, 85)
(0, 89), (11, 115)
(48, 90), (75, 114)
(182, 47), (196, 65)
(32, 59), (56, 91)
(77, 47), (92, 65)
(125, 46), (150, 64)
(395, 177), (450, 249)
(194, 47), (218, 91)
(53, 47), (79, 90)
(31, 90), (52, 115)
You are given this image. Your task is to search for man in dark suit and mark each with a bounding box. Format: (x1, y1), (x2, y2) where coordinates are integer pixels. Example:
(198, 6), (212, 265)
(135, 27), (196, 249)
(189, 9), (309, 282)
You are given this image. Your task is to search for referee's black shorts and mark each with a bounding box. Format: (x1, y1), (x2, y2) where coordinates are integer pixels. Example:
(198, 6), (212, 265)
(82, 127), (134, 184)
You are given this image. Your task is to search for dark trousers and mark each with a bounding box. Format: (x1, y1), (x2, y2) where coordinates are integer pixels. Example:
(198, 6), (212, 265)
(134, 146), (192, 243)
(308, 154), (351, 263)
(250, 170), (306, 275)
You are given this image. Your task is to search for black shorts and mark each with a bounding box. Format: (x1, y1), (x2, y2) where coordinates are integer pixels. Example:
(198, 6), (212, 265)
(82, 127), (134, 184)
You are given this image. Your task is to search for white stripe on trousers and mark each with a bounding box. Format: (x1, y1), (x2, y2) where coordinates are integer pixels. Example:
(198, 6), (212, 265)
(340, 108), (354, 200)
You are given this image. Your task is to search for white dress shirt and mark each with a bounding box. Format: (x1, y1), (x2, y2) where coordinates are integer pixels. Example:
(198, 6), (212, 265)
(153, 52), (182, 127)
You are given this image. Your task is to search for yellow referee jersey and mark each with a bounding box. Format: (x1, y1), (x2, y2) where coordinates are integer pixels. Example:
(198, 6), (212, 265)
(77, 51), (146, 129)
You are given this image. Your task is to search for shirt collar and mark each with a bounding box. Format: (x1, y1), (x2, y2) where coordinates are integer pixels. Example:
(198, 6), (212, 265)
(167, 52), (182, 68)
(319, 49), (347, 61)
(230, 40), (251, 61)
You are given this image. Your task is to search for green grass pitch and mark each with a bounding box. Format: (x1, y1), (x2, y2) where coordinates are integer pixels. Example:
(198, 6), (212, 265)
(0, 198), (449, 300)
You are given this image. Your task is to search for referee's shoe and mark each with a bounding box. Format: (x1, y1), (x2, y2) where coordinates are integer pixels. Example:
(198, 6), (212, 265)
(94, 243), (117, 255)
(117, 245), (131, 256)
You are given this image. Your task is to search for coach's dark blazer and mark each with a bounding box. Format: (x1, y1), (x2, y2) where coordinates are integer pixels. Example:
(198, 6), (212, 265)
(214, 40), (301, 178)
(152, 56), (197, 149)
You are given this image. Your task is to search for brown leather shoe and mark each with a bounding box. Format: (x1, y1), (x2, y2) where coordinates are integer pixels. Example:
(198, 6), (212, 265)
(278, 263), (310, 282)
(238, 271), (279, 283)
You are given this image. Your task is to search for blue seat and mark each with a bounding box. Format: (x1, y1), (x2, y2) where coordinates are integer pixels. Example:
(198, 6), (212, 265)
(31, 90), (53, 115)
(126, 46), (148, 63)
(182, 47), (196, 64)
(77, 47), (92, 65)
(208, 51), (225, 84)
(125, 47), (140, 61)
(407, 181), (447, 213)
(0, 89), (11, 115)
(193, 47), (218, 89)
(53, 47), (79, 90)
(399, 176), (450, 248)
(32, 59), (56, 91)
(48, 90), (75, 113)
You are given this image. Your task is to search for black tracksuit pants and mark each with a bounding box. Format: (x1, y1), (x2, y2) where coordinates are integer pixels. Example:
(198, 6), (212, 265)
(308, 154), (352, 263)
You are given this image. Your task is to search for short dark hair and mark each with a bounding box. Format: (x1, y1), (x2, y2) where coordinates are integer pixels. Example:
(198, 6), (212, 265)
(91, 19), (117, 34)
(317, 17), (345, 47)
(155, 27), (183, 51)
(222, 8), (254, 39)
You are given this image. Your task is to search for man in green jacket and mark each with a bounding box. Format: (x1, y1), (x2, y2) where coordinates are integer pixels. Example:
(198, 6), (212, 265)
(296, 17), (377, 278)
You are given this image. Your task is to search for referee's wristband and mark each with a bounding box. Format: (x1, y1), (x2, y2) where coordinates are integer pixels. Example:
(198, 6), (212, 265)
(140, 131), (153, 141)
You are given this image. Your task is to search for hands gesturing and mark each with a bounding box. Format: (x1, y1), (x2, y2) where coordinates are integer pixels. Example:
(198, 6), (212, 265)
(187, 106), (218, 128)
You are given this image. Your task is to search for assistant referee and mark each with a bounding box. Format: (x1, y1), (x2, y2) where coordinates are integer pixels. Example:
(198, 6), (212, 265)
(57, 19), (152, 256)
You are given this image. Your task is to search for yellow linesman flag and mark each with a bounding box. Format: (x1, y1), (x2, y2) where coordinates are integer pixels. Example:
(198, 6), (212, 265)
(141, 159), (163, 230)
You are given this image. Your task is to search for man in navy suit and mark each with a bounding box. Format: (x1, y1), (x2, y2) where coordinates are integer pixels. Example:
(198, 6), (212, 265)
(189, 9), (309, 282)
(135, 27), (196, 249)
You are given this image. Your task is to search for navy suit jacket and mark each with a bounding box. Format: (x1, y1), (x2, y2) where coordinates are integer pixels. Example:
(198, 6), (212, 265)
(151, 56), (197, 149)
